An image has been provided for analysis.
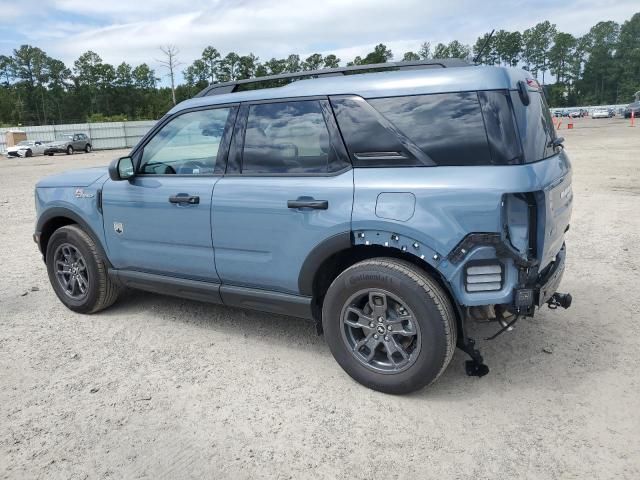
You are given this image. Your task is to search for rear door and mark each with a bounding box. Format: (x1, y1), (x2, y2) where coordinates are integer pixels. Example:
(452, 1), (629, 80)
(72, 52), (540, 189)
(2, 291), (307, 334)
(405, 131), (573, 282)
(212, 99), (353, 294)
(102, 105), (237, 281)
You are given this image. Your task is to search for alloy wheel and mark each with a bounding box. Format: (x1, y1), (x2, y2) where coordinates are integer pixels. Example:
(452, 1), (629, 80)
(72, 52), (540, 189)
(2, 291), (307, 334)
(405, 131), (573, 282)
(340, 289), (421, 374)
(53, 243), (89, 300)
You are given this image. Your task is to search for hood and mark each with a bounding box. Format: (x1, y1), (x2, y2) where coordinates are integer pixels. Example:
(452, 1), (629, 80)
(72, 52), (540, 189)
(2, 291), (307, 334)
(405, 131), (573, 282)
(7, 145), (28, 151)
(36, 166), (108, 188)
(49, 140), (68, 147)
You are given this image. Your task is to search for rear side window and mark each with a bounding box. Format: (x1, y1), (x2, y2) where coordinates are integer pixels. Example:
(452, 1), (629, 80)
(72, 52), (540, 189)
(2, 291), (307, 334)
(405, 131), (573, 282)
(242, 101), (335, 174)
(368, 92), (493, 166)
(330, 96), (427, 167)
(510, 90), (557, 163)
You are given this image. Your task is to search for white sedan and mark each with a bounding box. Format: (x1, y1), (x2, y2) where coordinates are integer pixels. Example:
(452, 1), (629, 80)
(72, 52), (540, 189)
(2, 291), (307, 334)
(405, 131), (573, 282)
(591, 109), (610, 119)
(6, 140), (49, 158)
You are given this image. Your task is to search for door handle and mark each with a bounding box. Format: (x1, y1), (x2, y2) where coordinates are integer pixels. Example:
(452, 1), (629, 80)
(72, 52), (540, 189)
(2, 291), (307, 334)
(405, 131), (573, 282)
(287, 199), (328, 210)
(169, 193), (200, 205)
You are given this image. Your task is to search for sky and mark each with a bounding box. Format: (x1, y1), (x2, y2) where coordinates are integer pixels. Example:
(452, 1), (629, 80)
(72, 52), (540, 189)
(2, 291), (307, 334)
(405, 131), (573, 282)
(0, 0), (637, 84)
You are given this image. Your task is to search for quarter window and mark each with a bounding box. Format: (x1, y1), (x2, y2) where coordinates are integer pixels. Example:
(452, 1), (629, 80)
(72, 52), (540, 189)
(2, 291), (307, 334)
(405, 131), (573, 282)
(140, 108), (232, 175)
(368, 92), (493, 166)
(242, 101), (334, 174)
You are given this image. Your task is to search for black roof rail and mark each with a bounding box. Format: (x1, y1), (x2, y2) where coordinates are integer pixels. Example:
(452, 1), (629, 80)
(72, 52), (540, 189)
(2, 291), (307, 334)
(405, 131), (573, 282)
(194, 58), (472, 97)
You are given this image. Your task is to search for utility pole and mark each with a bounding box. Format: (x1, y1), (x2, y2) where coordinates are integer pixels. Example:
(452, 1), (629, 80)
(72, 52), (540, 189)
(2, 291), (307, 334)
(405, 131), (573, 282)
(158, 45), (182, 105)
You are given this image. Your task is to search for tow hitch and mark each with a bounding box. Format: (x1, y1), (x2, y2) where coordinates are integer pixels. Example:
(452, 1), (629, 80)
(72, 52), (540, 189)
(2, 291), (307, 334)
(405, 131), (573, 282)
(547, 292), (572, 310)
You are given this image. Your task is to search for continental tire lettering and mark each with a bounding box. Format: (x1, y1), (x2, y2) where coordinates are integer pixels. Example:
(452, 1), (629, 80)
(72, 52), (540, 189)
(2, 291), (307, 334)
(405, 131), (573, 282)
(348, 273), (394, 286)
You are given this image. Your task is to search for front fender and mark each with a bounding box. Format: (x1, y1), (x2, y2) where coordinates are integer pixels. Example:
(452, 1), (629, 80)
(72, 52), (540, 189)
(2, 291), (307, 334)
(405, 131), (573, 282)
(35, 185), (108, 263)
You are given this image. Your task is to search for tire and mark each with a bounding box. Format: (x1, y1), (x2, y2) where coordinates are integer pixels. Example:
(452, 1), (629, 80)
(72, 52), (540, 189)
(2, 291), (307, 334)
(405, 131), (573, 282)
(46, 225), (120, 314)
(322, 258), (457, 394)
(85, 144), (92, 153)
(25, 149), (33, 157)
(66, 145), (73, 155)
(46, 152), (54, 156)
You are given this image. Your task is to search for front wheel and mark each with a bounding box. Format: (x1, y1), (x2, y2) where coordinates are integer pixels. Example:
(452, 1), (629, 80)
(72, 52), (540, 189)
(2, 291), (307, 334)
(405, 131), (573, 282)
(85, 144), (91, 153)
(46, 225), (120, 313)
(322, 258), (457, 394)
(25, 149), (33, 157)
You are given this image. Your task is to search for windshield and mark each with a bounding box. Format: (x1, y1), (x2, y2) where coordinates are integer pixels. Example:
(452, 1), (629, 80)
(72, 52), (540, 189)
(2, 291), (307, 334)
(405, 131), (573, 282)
(17, 141), (32, 146)
(56, 135), (73, 141)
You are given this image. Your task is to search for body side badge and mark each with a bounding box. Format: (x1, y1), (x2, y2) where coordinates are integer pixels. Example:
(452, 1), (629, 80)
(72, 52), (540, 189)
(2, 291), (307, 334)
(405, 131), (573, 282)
(113, 222), (124, 235)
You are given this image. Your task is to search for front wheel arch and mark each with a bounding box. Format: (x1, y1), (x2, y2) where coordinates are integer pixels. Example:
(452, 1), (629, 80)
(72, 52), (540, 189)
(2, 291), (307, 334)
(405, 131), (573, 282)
(37, 209), (111, 267)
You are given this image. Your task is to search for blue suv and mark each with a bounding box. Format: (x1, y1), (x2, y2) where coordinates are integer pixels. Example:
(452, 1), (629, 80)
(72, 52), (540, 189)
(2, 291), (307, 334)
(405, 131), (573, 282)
(34, 60), (572, 394)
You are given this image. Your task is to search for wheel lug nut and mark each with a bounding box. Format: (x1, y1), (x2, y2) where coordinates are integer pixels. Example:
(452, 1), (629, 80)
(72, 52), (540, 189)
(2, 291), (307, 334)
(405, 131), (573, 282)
(387, 325), (392, 331)
(369, 322), (374, 328)
(377, 316), (383, 322)
(384, 336), (389, 341)
(373, 334), (379, 339)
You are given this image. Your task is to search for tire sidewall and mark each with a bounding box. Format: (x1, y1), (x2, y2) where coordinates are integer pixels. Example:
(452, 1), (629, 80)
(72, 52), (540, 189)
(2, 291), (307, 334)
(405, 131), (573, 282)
(85, 144), (91, 153)
(323, 261), (451, 394)
(67, 146), (73, 155)
(46, 227), (101, 313)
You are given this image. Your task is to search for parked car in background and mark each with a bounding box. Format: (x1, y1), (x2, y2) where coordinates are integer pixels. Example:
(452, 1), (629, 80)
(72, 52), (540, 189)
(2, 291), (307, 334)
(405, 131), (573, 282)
(6, 140), (49, 158)
(44, 133), (92, 156)
(591, 108), (610, 119)
(624, 102), (640, 118)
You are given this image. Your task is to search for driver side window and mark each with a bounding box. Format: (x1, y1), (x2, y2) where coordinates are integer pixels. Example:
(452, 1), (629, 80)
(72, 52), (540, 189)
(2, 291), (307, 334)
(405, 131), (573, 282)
(139, 107), (232, 175)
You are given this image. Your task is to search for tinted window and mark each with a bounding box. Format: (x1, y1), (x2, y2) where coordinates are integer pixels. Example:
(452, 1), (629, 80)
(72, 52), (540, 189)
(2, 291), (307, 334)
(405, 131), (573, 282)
(331, 97), (427, 167)
(368, 92), (493, 166)
(140, 108), (231, 175)
(478, 90), (522, 165)
(242, 101), (334, 174)
(510, 90), (557, 163)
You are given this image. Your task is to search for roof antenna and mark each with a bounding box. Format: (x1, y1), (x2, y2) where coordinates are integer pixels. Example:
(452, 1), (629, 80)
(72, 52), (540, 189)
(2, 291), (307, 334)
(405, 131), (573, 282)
(473, 29), (495, 64)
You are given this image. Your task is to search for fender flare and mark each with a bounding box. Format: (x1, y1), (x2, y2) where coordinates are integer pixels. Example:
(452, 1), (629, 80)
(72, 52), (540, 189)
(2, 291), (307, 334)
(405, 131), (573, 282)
(36, 207), (110, 265)
(298, 232), (351, 296)
(297, 230), (444, 296)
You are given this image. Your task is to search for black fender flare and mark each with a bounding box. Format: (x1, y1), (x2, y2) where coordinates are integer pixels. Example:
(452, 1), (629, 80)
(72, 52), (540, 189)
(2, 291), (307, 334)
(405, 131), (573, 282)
(36, 207), (111, 266)
(298, 232), (351, 296)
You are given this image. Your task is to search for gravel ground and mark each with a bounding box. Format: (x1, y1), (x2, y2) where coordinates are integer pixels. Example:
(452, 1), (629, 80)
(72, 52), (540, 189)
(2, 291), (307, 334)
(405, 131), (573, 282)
(1, 117), (639, 479)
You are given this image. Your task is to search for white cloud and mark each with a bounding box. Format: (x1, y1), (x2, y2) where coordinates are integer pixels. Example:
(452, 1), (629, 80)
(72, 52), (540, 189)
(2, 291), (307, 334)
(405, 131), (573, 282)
(1, 0), (638, 82)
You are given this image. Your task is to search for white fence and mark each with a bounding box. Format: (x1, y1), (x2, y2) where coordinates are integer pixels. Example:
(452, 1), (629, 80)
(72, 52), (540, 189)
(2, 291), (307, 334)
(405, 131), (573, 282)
(0, 120), (157, 154)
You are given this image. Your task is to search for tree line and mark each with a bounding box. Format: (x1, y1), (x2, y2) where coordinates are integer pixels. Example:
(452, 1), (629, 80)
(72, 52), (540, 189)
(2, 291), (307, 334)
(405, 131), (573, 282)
(0, 12), (637, 126)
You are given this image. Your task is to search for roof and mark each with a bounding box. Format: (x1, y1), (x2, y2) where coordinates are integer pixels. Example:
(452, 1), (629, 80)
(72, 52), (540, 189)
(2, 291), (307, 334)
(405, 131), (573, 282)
(168, 65), (529, 115)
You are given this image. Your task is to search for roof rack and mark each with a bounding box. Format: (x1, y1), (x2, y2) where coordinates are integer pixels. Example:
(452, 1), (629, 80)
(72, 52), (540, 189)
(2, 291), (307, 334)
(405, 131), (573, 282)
(195, 58), (472, 97)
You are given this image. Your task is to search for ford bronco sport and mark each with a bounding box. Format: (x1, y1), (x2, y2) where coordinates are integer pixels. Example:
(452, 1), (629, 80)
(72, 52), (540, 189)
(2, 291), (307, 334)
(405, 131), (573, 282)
(34, 59), (572, 394)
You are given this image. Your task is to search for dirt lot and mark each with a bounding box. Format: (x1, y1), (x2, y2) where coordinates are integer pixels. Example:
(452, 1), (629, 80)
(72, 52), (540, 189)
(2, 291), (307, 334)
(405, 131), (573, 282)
(1, 118), (639, 479)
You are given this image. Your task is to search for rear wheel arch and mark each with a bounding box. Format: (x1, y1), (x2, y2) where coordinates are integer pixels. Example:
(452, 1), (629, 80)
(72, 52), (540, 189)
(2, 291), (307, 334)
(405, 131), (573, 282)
(306, 241), (461, 333)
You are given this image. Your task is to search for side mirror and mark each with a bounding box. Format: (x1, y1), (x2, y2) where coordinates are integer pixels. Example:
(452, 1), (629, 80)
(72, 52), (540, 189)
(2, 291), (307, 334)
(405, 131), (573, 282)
(109, 156), (135, 181)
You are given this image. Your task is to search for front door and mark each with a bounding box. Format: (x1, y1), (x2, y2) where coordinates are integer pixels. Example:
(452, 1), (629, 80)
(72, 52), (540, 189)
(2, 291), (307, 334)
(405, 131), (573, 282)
(212, 99), (353, 294)
(102, 106), (236, 282)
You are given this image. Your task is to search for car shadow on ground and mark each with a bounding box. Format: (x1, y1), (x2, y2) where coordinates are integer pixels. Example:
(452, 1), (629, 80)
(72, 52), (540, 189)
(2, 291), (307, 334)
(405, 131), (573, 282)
(104, 283), (614, 400)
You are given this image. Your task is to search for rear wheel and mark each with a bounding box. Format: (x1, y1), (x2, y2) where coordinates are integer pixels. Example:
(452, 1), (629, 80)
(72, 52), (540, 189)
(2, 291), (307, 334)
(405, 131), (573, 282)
(46, 225), (120, 313)
(322, 258), (456, 394)
(85, 144), (91, 153)
(66, 145), (73, 155)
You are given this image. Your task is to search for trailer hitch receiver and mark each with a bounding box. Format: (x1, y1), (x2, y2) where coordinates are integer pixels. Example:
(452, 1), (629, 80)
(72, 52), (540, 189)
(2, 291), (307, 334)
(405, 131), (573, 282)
(547, 292), (572, 310)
